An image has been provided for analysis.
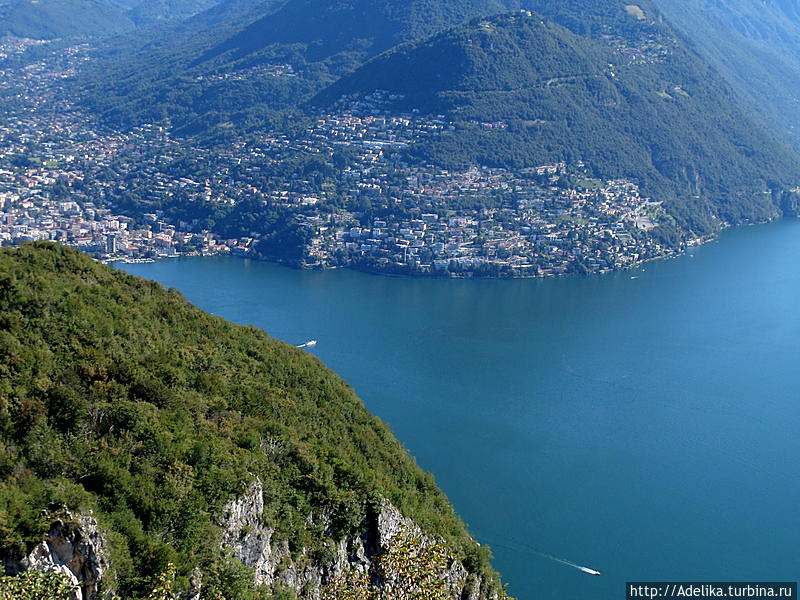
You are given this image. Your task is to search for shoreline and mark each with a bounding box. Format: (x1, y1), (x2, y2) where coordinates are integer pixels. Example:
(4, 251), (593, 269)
(101, 216), (795, 280)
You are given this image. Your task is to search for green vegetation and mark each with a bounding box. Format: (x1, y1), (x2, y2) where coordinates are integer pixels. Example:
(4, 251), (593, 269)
(0, 0), (218, 39)
(654, 0), (800, 150)
(321, 527), (452, 600)
(78, 0), (518, 133)
(1, 563), (193, 600)
(77, 0), (289, 133)
(204, 0), (513, 62)
(0, 243), (498, 598)
(0, 569), (76, 600)
(315, 11), (799, 239)
(519, 0), (660, 39)
(0, 0), (131, 39)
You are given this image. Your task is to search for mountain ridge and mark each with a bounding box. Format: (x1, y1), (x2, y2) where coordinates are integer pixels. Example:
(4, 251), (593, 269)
(78, 0), (521, 131)
(312, 10), (799, 235)
(653, 0), (800, 149)
(0, 0), (220, 39)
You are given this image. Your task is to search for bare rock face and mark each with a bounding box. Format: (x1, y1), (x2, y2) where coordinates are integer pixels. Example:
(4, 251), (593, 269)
(219, 478), (289, 587)
(374, 498), (420, 545)
(21, 513), (110, 600)
(12, 484), (494, 600)
(186, 567), (203, 600)
(219, 481), (496, 600)
(218, 479), (325, 597)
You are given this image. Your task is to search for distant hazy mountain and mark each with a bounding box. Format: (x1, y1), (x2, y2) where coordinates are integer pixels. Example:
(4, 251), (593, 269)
(654, 0), (800, 148)
(79, 0), (286, 130)
(198, 0), (513, 64)
(127, 0), (221, 26)
(0, 0), (130, 38)
(313, 9), (798, 233)
(0, 0), (219, 39)
(79, 0), (520, 131)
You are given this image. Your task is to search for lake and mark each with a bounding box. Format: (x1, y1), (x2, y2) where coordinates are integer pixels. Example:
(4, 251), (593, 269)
(120, 219), (800, 600)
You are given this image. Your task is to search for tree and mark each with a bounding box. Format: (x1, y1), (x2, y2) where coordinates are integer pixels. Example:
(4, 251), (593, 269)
(0, 564), (179, 600)
(0, 570), (76, 600)
(321, 526), (451, 600)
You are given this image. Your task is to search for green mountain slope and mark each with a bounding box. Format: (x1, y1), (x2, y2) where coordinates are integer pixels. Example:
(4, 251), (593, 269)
(519, 0), (660, 38)
(78, 0), (293, 131)
(198, 0), (512, 64)
(0, 243), (499, 598)
(126, 0), (220, 27)
(0, 0), (132, 38)
(79, 0), (519, 132)
(314, 10), (800, 234)
(652, 0), (800, 148)
(0, 0), (219, 39)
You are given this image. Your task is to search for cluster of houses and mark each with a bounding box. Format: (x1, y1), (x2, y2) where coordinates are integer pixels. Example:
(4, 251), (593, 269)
(0, 191), (255, 260)
(0, 38), (679, 276)
(298, 168), (672, 276)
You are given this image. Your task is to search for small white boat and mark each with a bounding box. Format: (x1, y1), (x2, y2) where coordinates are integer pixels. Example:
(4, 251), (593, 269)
(297, 340), (318, 348)
(578, 567), (602, 576)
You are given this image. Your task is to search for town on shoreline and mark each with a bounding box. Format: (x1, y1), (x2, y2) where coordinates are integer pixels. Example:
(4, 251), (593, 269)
(0, 37), (734, 279)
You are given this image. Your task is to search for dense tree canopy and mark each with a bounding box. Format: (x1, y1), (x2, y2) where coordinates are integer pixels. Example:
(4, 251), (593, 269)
(0, 243), (497, 598)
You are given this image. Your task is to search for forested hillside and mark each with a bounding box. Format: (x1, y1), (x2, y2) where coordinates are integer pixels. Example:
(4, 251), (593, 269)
(520, 0), (659, 37)
(199, 0), (512, 63)
(315, 10), (799, 234)
(127, 0), (221, 26)
(78, 0), (519, 131)
(78, 0), (291, 132)
(79, 0), (667, 131)
(653, 0), (800, 148)
(0, 0), (132, 38)
(0, 0), (219, 39)
(0, 243), (500, 598)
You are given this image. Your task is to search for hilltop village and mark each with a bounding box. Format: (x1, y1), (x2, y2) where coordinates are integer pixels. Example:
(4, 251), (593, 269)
(0, 38), (679, 277)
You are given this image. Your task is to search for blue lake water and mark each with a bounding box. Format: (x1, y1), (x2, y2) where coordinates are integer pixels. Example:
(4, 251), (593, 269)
(120, 219), (800, 599)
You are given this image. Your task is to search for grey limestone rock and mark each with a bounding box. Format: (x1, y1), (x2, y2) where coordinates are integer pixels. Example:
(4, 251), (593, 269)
(219, 481), (498, 600)
(20, 513), (110, 600)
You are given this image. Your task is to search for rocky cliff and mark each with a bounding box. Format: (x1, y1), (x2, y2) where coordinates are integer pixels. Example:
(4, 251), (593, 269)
(11, 486), (495, 600)
(9, 513), (110, 600)
(218, 479), (493, 600)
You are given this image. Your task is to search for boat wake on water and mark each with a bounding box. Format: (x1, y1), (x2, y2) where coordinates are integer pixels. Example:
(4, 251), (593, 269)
(534, 552), (602, 576)
(474, 532), (602, 576)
